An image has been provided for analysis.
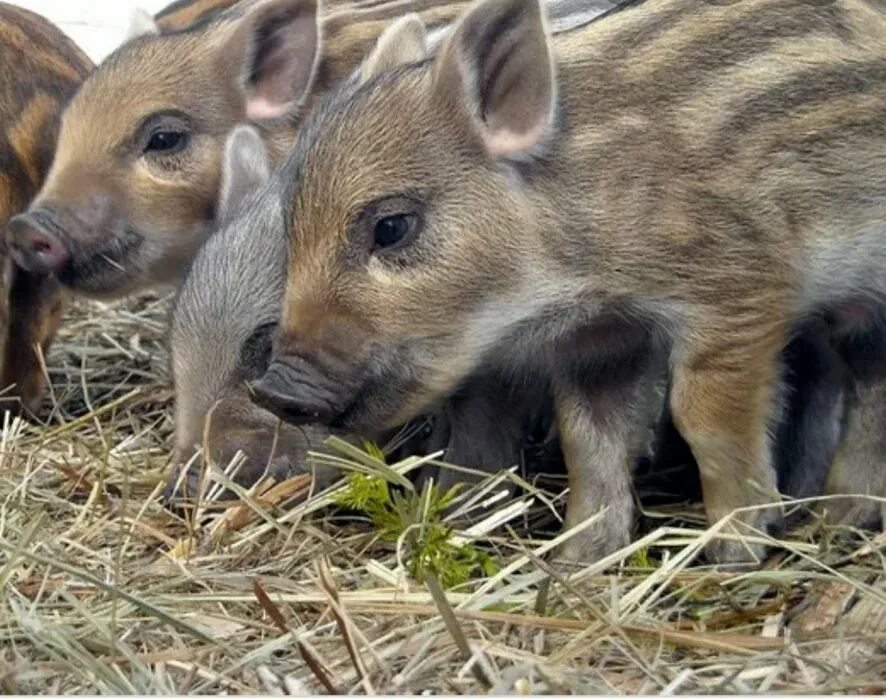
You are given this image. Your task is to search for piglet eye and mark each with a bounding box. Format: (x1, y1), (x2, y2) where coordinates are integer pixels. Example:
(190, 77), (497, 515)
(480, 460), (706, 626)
(145, 131), (187, 154)
(373, 214), (419, 252)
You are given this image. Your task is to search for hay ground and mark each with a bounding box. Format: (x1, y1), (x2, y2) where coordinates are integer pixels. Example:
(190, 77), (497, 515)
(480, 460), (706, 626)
(0, 294), (883, 695)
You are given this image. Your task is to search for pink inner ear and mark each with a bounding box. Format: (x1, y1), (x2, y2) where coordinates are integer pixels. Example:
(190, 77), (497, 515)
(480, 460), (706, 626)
(483, 121), (549, 159)
(246, 97), (295, 121)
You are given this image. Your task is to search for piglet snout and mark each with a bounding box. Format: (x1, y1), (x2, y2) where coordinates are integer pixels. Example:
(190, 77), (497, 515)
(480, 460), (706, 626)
(250, 357), (342, 425)
(7, 211), (69, 274)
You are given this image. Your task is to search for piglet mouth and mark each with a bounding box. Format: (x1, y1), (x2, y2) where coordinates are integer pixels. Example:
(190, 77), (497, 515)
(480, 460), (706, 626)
(57, 230), (144, 293)
(250, 356), (350, 427)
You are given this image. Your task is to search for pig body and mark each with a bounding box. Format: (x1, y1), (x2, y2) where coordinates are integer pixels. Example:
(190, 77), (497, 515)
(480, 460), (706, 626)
(0, 3), (92, 416)
(252, 0), (886, 563)
(23, 0), (622, 494)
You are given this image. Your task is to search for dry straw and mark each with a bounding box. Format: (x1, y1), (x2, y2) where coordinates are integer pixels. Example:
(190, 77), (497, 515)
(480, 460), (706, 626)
(0, 294), (883, 694)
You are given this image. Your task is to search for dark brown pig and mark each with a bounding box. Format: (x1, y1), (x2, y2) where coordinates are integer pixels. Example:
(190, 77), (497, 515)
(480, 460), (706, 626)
(250, 0), (886, 564)
(0, 3), (92, 416)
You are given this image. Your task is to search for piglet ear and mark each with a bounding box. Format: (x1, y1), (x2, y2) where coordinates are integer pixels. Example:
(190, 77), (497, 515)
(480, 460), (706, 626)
(218, 126), (271, 225)
(218, 0), (322, 122)
(360, 14), (428, 83)
(434, 0), (556, 159)
(125, 8), (159, 40)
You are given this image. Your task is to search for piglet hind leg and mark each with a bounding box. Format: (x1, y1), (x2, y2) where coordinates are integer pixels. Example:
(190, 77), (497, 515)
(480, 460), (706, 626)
(671, 331), (785, 564)
(822, 376), (886, 530)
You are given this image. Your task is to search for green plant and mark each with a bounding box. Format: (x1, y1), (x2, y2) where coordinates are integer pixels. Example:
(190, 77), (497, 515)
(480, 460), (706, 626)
(334, 443), (498, 588)
(627, 546), (657, 569)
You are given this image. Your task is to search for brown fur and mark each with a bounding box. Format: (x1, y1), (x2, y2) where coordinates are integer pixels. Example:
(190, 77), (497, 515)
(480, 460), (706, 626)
(8, 0), (471, 299)
(35, 0), (469, 490)
(0, 3), (92, 415)
(824, 377), (886, 529)
(156, 0), (249, 30)
(253, 0), (886, 563)
(154, 0), (360, 32)
(6, 0), (597, 493)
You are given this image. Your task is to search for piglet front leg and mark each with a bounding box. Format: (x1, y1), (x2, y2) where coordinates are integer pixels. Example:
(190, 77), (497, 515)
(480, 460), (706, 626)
(554, 355), (668, 566)
(671, 322), (786, 564)
(823, 375), (886, 530)
(1, 268), (65, 416)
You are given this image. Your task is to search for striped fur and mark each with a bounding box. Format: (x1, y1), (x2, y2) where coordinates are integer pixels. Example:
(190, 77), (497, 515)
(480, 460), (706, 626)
(0, 3), (92, 416)
(155, 0), (357, 32)
(5, 0), (613, 493)
(155, 0), (246, 30)
(16, 0), (481, 299)
(254, 0), (886, 563)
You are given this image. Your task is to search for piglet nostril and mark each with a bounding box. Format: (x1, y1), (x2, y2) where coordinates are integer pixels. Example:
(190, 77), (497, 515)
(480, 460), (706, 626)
(7, 214), (69, 274)
(33, 237), (52, 255)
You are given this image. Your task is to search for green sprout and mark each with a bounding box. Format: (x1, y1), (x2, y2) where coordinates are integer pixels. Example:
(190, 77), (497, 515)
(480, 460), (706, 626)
(334, 442), (499, 588)
(627, 546), (657, 569)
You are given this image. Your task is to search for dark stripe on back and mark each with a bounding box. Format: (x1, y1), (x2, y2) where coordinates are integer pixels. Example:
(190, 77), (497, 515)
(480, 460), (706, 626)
(569, 0), (869, 125)
(155, 0), (205, 20)
(0, 4), (91, 79)
(155, 0), (239, 23)
(644, 0), (853, 85)
(596, 0), (704, 63)
(714, 58), (886, 152)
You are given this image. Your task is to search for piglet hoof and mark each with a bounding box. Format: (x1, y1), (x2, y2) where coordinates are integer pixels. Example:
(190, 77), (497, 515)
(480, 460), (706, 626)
(552, 525), (631, 573)
(162, 466), (206, 514)
(269, 458), (299, 483)
(820, 496), (882, 531)
(703, 506), (784, 566)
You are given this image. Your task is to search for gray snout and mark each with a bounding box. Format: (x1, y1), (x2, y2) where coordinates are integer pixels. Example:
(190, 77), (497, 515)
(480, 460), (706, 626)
(250, 357), (342, 426)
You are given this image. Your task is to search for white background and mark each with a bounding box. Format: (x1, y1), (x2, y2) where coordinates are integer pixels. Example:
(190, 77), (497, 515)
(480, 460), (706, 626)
(5, 0), (171, 62)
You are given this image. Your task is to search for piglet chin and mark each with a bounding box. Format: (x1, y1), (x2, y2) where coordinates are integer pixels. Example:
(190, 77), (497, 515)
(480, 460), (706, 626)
(249, 358), (343, 426)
